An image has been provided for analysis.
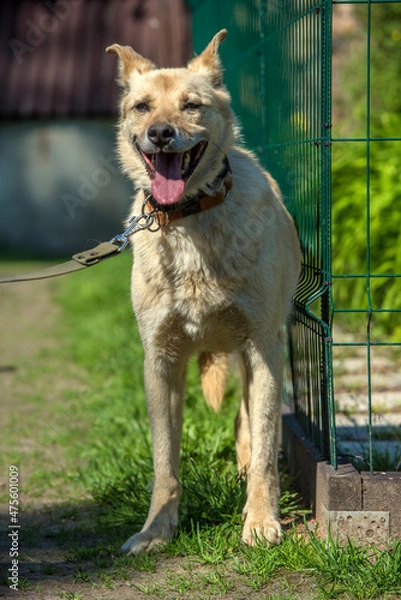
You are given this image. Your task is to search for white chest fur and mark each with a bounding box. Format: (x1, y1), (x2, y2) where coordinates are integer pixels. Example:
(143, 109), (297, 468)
(131, 215), (253, 352)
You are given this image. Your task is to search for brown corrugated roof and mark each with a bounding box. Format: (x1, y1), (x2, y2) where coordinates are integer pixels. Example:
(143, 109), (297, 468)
(0, 0), (192, 118)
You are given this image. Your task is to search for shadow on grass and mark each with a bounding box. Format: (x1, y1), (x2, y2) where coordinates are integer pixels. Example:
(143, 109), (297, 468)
(0, 466), (309, 596)
(0, 500), (154, 595)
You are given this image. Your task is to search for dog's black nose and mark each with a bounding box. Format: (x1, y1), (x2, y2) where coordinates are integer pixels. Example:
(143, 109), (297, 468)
(147, 123), (175, 148)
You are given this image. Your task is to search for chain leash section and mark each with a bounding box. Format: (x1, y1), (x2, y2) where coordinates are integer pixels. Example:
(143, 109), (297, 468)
(110, 214), (154, 252)
(110, 195), (167, 252)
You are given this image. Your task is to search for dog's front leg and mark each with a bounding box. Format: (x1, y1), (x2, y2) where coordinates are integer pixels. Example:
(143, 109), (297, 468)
(122, 355), (185, 554)
(241, 338), (283, 546)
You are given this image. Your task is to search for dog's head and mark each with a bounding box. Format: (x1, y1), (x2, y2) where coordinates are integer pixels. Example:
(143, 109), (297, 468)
(106, 30), (238, 206)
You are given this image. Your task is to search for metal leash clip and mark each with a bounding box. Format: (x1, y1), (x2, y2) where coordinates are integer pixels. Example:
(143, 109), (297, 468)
(141, 194), (169, 230)
(110, 213), (155, 252)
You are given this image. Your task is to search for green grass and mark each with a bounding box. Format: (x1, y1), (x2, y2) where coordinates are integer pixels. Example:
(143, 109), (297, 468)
(2, 254), (401, 598)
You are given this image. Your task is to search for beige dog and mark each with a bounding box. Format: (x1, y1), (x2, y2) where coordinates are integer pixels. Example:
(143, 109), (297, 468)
(106, 30), (301, 554)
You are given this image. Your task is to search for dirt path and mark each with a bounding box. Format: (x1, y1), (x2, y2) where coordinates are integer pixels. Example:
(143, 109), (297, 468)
(0, 275), (87, 502)
(0, 277), (169, 599)
(0, 277), (102, 598)
(1, 277), (60, 408)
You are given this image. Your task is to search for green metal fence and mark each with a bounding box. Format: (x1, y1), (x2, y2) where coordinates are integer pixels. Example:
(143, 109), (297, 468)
(190, 0), (401, 472)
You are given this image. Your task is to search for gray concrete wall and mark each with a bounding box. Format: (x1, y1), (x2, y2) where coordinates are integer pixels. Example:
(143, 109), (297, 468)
(0, 120), (132, 256)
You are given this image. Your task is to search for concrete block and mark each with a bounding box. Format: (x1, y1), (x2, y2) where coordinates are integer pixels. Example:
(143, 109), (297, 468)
(281, 410), (401, 543)
(316, 461), (361, 512)
(362, 472), (401, 538)
(318, 507), (389, 545)
(281, 413), (321, 510)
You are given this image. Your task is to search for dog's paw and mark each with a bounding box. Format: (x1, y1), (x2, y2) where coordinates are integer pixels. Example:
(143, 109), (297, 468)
(121, 530), (167, 554)
(121, 517), (178, 554)
(241, 515), (282, 546)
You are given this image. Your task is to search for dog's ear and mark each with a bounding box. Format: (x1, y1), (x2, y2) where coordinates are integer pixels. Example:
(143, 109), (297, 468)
(106, 44), (156, 89)
(188, 29), (227, 87)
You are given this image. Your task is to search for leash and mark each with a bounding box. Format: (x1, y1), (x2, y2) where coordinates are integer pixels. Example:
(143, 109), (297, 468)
(0, 168), (232, 284)
(0, 209), (157, 284)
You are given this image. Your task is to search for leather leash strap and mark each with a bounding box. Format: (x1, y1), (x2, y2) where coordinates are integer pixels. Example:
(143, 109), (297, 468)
(0, 241), (122, 284)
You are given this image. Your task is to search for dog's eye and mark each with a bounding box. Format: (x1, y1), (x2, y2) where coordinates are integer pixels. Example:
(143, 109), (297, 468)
(183, 102), (202, 111)
(135, 102), (150, 113)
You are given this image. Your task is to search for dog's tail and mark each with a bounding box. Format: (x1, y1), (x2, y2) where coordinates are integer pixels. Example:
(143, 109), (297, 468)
(198, 352), (230, 412)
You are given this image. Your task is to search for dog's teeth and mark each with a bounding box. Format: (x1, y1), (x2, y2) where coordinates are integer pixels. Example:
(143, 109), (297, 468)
(182, 152), (191, 172)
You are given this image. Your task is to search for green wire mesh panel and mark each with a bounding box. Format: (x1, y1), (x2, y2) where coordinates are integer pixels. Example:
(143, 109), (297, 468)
(189, 0), (265, 151)
(190, 0), (335, 462)
(261, 2), (334, 462)
(190, 1), (401, 471)
(330, 1), (401, 473)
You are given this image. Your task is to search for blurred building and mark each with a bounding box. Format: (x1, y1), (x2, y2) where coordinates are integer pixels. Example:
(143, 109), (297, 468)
(0, 0), (191, 256)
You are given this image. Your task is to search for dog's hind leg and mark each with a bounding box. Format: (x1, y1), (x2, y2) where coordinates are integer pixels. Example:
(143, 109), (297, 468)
(240, 334), (284, 546)
(121, 355), (186, 554)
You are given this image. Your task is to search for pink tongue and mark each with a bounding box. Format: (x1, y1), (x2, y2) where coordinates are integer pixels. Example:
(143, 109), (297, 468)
(152, 152), (184, 205)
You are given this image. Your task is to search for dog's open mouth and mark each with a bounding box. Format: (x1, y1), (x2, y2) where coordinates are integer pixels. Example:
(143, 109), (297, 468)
(137, 141), (207, 205)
